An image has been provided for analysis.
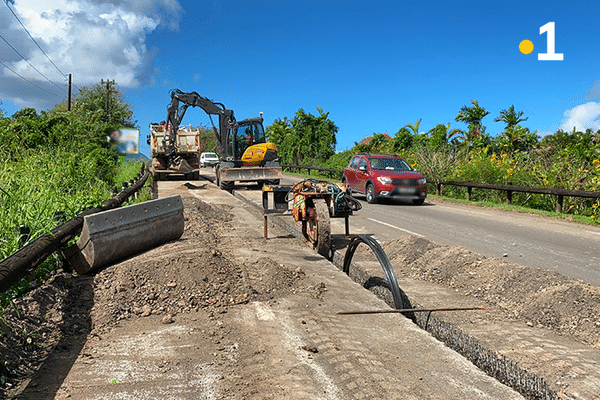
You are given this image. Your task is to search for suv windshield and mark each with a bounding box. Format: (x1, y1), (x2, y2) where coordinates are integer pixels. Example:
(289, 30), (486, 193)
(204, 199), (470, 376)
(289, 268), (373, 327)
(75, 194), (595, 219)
(369, 157), (411, 171)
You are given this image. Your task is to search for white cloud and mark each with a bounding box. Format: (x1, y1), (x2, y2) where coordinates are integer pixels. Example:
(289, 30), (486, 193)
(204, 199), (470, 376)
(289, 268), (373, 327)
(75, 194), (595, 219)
(0, 0), (181, 110)
(559, 102), (600, 132)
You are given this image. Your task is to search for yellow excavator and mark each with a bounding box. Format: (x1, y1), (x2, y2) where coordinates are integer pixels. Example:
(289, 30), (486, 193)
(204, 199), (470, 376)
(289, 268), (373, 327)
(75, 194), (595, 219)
(162, 89), (282, 190)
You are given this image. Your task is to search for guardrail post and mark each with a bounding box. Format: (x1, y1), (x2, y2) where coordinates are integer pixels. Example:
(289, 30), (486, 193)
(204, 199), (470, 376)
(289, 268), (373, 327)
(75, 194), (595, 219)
(436, 182), (442, 196)
(556, 195), (563, 213)
(506, 182), (513, 205)
(466, 186), (472, 201)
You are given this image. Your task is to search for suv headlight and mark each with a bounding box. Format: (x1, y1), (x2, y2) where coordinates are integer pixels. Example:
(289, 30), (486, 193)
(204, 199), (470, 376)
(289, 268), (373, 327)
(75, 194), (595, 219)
(417, 178), (426, 185)
(377, 176), (392, 184)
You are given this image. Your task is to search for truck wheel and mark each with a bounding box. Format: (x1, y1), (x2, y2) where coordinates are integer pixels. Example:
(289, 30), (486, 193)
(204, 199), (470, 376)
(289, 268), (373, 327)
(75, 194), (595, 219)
(366, 183), (377, 204)
(220, 180), (234, 192)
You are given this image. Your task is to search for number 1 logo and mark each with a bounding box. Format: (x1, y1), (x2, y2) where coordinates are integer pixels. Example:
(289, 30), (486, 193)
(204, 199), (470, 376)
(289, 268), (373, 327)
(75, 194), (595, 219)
(519, 22), (564, 61)
(538, 22), (563, 61)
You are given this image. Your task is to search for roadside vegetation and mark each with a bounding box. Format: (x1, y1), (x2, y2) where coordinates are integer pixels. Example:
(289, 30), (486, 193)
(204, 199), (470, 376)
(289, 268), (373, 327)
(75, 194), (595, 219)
(0, 83), (147, 307)
(267, 101), (600, 222)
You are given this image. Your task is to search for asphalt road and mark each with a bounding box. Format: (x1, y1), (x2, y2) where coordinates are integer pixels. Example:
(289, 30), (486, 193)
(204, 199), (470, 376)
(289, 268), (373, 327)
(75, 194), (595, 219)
(200, 170), (600, 287)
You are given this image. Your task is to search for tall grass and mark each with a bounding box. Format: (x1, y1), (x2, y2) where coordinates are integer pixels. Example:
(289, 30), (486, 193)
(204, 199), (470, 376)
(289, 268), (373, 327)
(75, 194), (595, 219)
(0, 151), (146, 306)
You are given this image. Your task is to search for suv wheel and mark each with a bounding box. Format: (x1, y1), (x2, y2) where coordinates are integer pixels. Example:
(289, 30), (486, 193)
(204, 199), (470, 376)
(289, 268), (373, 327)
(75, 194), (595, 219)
(366, 183), (377, 204)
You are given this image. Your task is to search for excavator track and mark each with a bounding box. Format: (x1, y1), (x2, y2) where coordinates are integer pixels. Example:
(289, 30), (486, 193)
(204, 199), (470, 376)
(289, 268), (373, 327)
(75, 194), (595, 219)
(302, 198), (331, 258)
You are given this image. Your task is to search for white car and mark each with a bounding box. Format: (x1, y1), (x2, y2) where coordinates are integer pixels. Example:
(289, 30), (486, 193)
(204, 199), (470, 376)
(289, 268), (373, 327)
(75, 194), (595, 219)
(200, 152), (219, 167)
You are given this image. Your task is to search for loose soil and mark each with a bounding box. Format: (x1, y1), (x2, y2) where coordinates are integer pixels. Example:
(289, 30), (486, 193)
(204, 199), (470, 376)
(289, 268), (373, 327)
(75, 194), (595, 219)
(1, 186), (599, 398)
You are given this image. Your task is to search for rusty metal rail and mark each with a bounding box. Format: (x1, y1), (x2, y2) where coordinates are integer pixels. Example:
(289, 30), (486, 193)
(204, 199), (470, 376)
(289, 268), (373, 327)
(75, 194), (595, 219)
(0, 164), (149, 294)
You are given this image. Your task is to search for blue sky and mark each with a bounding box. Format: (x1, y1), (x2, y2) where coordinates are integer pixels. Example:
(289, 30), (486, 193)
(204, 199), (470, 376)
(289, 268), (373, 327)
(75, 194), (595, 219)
(2, 0), (600, 157)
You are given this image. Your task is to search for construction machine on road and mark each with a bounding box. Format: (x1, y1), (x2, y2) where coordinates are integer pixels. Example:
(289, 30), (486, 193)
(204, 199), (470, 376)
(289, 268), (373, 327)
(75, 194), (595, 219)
(150, 89), (282, 190)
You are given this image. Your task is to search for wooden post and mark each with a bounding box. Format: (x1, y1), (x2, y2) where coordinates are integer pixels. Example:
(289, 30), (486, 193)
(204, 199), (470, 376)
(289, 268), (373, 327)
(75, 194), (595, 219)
(467, 186), (472, 201)
(436, 182), (442, 196)
(556, 195), (563, 213)
(506, 182), (513, 205)
(67, 74), (72, 111)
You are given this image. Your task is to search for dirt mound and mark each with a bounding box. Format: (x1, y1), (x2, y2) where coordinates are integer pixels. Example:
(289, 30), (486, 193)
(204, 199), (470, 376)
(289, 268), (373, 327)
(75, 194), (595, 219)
(379, 236), (600, 347)
(0, 196), (308, 394)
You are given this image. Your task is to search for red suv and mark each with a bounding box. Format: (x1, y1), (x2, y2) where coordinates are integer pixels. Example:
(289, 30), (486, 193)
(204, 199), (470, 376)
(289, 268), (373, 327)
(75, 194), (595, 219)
(342, 153), (427, 205)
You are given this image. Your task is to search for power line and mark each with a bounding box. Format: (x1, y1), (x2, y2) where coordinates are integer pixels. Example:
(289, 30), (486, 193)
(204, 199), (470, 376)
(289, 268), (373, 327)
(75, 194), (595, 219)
(0, 59), (61, 97)
(0, 32), (67, 92)
(3, 0), (67, 79)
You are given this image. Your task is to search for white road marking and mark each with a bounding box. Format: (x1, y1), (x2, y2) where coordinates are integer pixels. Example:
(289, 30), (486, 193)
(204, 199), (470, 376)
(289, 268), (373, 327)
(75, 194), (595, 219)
(253, 302), (342, 400)
(366, 218), (426, 238)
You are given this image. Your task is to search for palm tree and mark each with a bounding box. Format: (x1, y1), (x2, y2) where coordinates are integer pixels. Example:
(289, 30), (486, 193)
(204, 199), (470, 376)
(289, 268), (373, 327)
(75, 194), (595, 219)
(455, 100), (490, 146)
(455, 100), (489, 132)
(403, 118), (422, 135)
(494, 105), (528, 130)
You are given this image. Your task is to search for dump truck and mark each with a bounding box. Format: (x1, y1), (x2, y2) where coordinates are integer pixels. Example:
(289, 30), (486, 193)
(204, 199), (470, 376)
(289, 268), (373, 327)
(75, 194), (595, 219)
(160, 89), (282, 190)
(148, 123), (201, 181)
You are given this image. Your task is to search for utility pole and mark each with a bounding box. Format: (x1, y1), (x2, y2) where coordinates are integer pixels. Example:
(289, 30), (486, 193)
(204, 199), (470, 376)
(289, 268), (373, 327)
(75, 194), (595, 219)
(101, 79), (115, 123)
(67, 74), (72, 111)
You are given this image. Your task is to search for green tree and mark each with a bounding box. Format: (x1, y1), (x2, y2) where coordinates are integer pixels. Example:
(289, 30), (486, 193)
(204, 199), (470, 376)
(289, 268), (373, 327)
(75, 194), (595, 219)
(494, 105), (528, 130)
(369, 133), (389, 150)
(497, 126), (539, 152)
(428, 123), (462, 151)
(54, 82), (135, 128)
(266, 117), (293, 147)
(494, 105), (537, 152)
(268, 108), (337, 165)
(455, 99), (490, 147)
(391, 127), (413, 152)
(403, 118), (422, 135)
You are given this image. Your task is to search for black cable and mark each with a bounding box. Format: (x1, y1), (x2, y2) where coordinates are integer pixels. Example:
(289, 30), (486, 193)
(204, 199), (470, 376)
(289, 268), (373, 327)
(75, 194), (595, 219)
(3, 0), (67, 79)
(0, 59), (60, 97)
(0, 32), (67, 92)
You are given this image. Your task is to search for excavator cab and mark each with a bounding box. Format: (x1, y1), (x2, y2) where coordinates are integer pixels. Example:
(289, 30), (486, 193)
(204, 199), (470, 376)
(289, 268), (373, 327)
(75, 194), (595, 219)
(232, 118), (278, 167)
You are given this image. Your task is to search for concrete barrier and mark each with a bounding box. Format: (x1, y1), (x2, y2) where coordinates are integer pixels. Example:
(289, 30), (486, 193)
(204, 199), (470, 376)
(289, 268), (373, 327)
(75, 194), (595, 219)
(67, 195), (184, 274)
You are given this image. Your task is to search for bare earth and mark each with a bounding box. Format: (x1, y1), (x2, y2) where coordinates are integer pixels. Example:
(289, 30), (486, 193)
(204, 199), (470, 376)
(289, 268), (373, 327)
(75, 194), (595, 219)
(1, 179), (599, 399)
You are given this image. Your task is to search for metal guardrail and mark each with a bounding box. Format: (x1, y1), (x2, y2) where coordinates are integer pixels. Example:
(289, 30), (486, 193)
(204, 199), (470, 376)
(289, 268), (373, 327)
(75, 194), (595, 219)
(0, 164), (150, 293)
(430, 179), (600, 213)
(281, 163), (600, 214)
(280, 164), (339, 179)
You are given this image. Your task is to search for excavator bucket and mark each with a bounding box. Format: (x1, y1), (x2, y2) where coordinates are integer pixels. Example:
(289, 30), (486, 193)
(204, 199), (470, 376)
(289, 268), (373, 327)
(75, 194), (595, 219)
(219, 166), (282, 182)
(170, 157), (194, 174)
(66, 195), (184, 274)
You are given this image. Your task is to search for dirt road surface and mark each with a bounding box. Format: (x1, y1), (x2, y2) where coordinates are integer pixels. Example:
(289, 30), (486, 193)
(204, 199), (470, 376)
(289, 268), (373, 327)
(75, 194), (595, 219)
(2, 175), (600, 399)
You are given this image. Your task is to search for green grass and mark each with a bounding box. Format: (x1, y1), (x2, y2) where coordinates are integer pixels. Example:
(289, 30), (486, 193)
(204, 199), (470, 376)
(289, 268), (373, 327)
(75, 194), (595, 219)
(0, 155), (149, 308)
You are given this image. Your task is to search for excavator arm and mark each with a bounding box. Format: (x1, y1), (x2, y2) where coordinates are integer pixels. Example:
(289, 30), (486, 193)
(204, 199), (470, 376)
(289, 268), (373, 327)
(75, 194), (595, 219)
(163, 89), (236, 165)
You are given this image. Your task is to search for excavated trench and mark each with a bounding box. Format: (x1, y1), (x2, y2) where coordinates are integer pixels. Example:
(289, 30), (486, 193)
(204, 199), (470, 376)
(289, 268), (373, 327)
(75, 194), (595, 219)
(233, 189), (575, 400)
